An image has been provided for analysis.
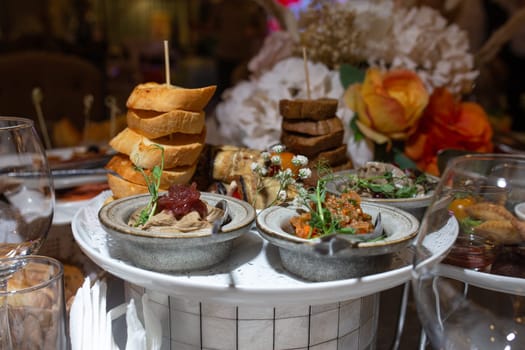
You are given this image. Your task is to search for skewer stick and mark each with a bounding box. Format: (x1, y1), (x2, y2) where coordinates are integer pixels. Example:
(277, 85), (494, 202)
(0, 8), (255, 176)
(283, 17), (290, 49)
(302, 47), (311, 100)
(164, 40), (171, 86)
(83, 94), (94, 144)
(164, 40), (174, 141)
(31, 87), (52, 149)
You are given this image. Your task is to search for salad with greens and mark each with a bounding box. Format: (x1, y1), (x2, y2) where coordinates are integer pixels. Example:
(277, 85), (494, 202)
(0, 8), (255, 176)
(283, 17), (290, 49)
(336, 162), (438, 199)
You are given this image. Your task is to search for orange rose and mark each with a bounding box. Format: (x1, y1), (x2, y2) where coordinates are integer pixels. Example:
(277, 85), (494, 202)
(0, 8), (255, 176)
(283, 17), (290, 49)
(405, 88), (493, 175)
(344, 68), (429, 143)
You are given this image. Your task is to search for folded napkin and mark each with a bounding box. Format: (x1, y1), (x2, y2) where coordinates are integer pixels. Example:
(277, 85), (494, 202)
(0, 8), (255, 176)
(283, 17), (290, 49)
(70, 277), (161, 350)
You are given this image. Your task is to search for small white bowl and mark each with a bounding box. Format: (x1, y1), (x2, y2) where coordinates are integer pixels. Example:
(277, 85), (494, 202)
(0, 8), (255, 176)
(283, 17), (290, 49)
(98, 192), (256, 272)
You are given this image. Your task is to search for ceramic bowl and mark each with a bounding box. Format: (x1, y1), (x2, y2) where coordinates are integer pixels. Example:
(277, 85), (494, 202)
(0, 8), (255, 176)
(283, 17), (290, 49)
(256, 203), (419, 281)
(98, 192), (256, 272)
(325, 169), (439, 220)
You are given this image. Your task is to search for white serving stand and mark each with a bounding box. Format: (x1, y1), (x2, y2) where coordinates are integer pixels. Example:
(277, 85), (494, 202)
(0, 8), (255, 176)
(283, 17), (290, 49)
(72, 192), (457, 350)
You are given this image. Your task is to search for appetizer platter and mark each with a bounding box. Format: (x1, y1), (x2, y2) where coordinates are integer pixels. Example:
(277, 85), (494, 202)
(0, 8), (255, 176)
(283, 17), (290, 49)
(65, 77), (459, 305)
(72, 190), (458, 305)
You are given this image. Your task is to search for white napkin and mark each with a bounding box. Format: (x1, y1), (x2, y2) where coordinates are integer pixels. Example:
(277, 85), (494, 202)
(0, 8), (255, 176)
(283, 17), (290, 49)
(69, 278), (161, 350)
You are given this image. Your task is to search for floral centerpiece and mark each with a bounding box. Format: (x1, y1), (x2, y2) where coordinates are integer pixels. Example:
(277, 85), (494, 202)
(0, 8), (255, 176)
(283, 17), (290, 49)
(214, 0), (495, 176)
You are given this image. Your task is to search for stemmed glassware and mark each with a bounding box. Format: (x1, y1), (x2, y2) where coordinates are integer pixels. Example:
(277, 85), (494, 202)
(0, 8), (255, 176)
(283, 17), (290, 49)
(0, 116), (55, 347)
(412, 154), (525, 349)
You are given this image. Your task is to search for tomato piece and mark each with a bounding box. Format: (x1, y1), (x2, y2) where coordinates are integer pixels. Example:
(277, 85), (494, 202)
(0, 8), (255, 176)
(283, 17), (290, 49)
(448, 197), (475, 220)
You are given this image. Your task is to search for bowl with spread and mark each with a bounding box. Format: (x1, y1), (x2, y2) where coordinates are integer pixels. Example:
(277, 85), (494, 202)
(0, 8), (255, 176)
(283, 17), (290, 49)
(98, 184), (256, 272)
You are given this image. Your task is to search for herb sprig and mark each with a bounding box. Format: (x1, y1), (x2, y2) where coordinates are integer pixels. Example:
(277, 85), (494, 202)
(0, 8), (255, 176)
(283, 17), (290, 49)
(134, 145), (164, 226)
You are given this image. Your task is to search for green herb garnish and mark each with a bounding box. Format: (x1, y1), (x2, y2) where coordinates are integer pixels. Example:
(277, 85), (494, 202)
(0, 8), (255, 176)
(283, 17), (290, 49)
(134, 145), (164, 226)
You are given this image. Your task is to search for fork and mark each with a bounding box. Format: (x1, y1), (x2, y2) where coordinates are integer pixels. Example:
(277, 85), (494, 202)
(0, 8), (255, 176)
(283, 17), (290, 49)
(312, 212), (384, 256)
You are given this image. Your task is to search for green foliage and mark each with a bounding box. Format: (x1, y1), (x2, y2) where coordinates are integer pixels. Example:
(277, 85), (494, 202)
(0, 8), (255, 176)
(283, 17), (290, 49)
(134, 145), (165, 226)
(339, 63), (365, 89)
(350, 117), (364, 142)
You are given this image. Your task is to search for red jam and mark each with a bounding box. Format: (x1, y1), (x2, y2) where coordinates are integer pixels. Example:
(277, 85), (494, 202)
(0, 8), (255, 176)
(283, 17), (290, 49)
(157, 183), (208, 219)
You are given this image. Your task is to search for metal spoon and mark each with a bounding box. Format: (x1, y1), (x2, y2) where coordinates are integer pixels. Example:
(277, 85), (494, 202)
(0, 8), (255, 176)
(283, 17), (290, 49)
(211, 199), (230, 235)
(312, 212), (384, 256)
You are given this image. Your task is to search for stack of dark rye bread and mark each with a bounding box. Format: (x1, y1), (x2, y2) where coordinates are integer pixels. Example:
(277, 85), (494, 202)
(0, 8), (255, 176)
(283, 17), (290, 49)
(279, 98), (352, 179)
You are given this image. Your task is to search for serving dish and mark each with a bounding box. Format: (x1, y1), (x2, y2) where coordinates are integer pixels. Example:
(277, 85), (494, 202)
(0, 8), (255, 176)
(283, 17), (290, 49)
(72, 191), (458, 305)
(256, 203), (419, 281)
(98, 192), (256, 272)
(325, 167), (439, 219)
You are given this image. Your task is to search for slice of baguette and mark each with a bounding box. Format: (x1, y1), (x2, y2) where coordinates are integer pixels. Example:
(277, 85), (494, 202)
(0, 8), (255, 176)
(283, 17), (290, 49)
(281, 129), (344, 158)
(279, 98), (338, 120)
(109, 127), (206, 168)
(282, 116), (343, 136)
(107, 173), (149, 199)
(105, 153), (197, 188)
(126, 82), (216, 112)
(127, 109), (205, 138)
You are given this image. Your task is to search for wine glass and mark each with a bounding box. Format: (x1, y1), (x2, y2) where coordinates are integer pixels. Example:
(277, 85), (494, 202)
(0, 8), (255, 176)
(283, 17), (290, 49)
(412, 153), (525, 349)
(0, 116), (55, 347)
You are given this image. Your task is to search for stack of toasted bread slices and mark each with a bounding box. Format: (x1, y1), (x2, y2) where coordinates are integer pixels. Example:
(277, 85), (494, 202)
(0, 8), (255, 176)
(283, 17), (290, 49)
(280, 98), (352, 179)
(106, 82), (216, 198)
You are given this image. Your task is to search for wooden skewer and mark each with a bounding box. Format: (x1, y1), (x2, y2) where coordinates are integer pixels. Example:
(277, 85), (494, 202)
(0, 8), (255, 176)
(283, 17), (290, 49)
(302, 47), (311, 100)
(164, 40), (174, 141)
(31, 87), (52, 149)
(164, 40), (171, 86)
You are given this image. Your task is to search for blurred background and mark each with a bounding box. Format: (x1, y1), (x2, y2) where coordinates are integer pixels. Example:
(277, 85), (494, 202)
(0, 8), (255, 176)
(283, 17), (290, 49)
(0, 0), (523, 147)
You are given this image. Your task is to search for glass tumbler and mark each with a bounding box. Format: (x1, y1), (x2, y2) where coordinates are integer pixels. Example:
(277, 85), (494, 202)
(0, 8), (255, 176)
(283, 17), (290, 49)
(0, 255), (67, 349)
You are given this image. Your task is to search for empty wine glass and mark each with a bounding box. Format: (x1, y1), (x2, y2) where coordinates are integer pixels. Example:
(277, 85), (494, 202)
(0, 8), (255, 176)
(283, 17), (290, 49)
(0, 116), (55, 348)
(412, 154), (525, 349)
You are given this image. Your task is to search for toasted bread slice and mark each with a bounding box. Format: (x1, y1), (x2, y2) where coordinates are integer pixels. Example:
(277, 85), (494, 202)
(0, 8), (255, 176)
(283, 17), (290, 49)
(279, 98), (338, 120)
(109, 127), (206, 168)
(127, 109), (205, 138)
(106, 153), (197, 188)
(308, 144), (348, 167)
(282, 116), (343, 136)
(107, 173), (149, 199)
(281, 129), (344, 158)
(126, 82), (216, 112)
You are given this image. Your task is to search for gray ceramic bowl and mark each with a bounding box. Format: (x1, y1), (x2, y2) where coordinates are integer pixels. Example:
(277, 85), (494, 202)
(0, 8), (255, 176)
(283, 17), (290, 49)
(98, 192), (256, 272)
(256, 203), (419, 281)
(325, 169), (439, 220)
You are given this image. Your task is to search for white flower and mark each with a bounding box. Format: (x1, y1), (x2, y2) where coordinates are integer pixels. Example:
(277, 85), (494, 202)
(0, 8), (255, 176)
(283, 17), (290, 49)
(271, 144), (286, 153)
(261, 151), (271, 161)
(292, 155), (308, 166)
(271, 155), (281, 165)
(298, 168), (312, 180)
